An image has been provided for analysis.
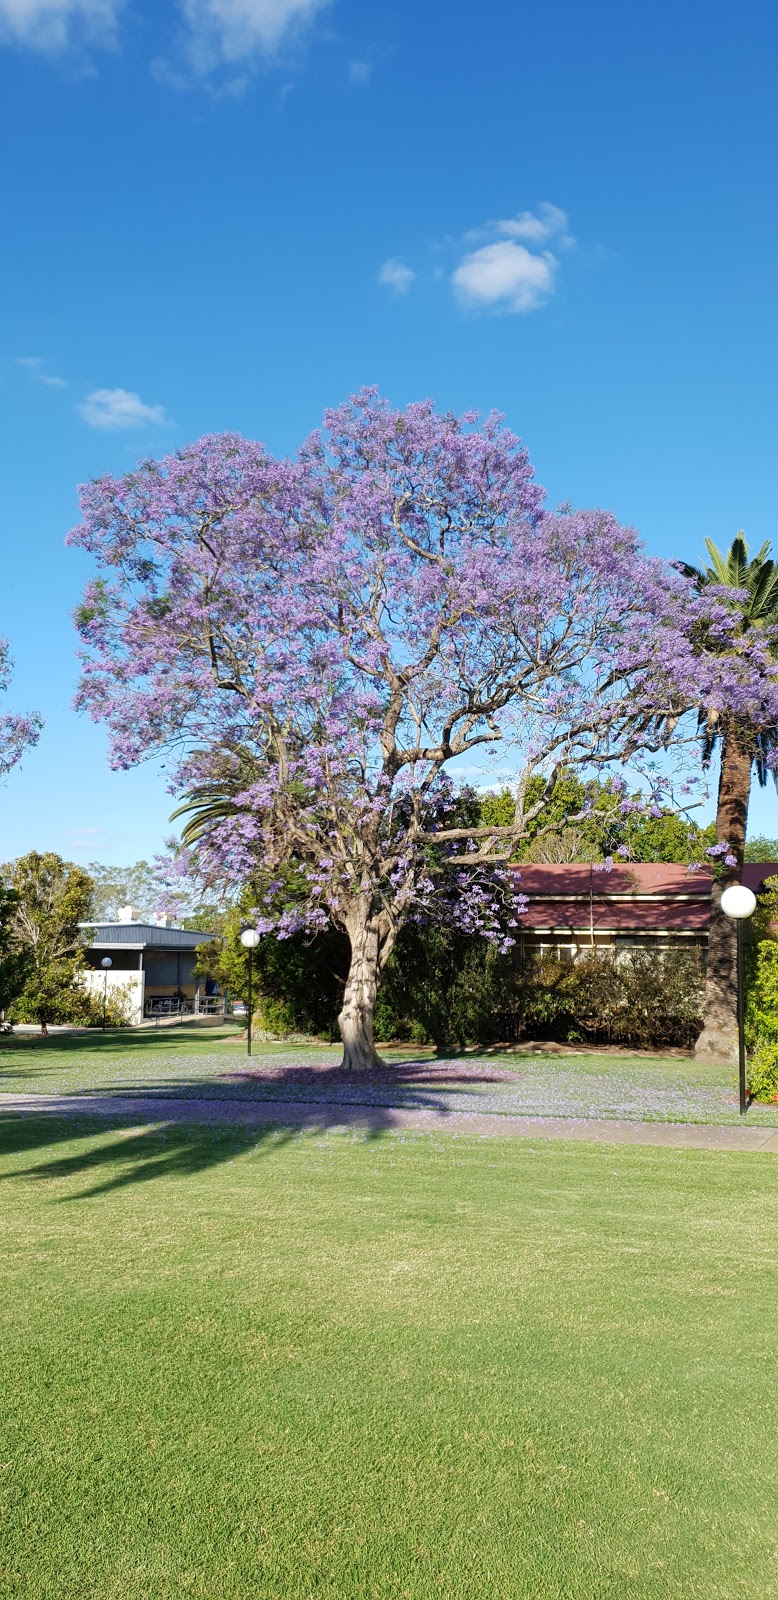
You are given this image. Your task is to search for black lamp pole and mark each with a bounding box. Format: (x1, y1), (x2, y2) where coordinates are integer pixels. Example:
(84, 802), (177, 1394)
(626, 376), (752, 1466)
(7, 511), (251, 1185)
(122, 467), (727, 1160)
(247, 946), (254, 1058)
(100, 957), (112, 1031)
(736, 918), (747, 1117)
(720, 883), (756, 1117)
(239, 929), (260, 1058)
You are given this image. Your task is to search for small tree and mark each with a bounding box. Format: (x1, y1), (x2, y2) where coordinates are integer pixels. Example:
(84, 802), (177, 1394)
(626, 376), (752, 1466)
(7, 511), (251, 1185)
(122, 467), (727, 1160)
(4, 853), (94, 1035)
(69, 394), (773, 1068)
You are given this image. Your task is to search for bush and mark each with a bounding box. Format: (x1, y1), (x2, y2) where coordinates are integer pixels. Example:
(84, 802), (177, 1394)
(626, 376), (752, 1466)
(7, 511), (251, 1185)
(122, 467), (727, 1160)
(748, 1041), (778, 1103)
(376, 926), (517, 1051)
(8, 978), (132, 1030)
(515, 948), (705, 1050)
(746, 940), (778, 1049)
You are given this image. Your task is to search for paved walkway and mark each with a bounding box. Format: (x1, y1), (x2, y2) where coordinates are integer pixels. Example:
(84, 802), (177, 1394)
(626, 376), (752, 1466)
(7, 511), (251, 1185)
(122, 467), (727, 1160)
(3, 1091), (778, 1152)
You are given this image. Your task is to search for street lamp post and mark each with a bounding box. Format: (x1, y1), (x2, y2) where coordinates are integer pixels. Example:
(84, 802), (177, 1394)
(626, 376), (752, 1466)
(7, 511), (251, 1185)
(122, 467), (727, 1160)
(720, 884), (757, 1115)
(100, 957), (112, 1031)
(239, 929), (261, 1057)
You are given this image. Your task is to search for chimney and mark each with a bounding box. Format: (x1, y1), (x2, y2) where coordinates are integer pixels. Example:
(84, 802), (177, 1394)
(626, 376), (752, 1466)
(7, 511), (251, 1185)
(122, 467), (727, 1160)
(117, 905), (136, 923)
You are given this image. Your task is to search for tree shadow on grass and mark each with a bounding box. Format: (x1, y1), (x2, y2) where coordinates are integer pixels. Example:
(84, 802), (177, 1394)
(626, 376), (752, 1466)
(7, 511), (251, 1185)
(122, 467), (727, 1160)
(0, 1024), (251, 1067)
(0, 1060), (486, 1199)
(0, 1113), (285, 1198)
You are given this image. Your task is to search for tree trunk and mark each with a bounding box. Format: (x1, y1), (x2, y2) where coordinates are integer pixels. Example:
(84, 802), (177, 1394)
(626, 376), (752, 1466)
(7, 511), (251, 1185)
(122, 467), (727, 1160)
(694, 728), (752, 1064)
(338, 913), (384, 1071)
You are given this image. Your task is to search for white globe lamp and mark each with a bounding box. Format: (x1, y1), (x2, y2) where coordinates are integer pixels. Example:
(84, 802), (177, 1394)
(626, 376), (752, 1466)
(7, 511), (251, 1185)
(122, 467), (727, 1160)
(720, 885), (757, 920)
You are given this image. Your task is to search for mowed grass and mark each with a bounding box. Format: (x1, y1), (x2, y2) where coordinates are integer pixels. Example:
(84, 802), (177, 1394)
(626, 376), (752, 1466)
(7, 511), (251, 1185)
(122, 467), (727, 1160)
(2, 1116), (778, 1598)
(3, 1025), (778, 1126)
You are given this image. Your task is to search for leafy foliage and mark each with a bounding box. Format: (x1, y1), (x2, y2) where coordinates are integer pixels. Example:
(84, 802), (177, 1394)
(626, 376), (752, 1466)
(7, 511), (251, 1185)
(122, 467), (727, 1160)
(680, 534), (778, 775)
(0, 885), (32, 1018)
(745, 874), (778, 1054)
(514, 949), (705, 1049)
(87, 855), (227, 927)
(479, 779), (716, 863)
(747, 1041), (778, 1103)
(197, 896), (348, 1038)
(745, 835), (778, 862)
(2, 853), (94, 1033)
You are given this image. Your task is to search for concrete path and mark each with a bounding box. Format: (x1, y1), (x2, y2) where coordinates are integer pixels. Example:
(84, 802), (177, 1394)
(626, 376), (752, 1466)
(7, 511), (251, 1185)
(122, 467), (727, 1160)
(3, 1090), (778, 1152)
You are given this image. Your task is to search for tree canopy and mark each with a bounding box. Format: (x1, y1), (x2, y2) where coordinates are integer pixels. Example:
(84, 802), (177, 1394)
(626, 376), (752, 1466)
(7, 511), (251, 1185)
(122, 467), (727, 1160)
(69, 393), (778, 1066)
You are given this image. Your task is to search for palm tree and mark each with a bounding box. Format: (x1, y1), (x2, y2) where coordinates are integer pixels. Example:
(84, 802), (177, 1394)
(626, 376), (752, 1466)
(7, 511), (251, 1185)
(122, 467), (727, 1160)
(681, 535), (778, 1061)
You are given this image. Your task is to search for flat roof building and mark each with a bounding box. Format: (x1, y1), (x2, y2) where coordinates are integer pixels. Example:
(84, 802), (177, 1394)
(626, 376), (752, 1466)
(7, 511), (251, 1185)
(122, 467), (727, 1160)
(78, 905), (217, 1023)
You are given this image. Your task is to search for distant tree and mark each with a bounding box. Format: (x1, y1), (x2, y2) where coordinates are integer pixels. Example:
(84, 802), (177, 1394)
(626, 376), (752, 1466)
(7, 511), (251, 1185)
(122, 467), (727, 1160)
(679, 535), (778, 1061)
(87, 855), (229, 928)
(745, 835), (778, 863)
(4, 853), (94, 1035)
(0, 885), (31, 1020)
(87, 859), (159, 920)
(478, 778), (715, 864)
(0, 638), (41, 778)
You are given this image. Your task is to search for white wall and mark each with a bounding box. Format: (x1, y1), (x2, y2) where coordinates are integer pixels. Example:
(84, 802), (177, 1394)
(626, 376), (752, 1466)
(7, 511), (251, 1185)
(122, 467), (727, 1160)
(81, 969), (144, 1026)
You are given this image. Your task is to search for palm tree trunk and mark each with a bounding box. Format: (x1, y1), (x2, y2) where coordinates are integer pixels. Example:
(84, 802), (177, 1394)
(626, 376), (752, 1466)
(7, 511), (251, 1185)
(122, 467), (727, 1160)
(694, 728), (752, 1063)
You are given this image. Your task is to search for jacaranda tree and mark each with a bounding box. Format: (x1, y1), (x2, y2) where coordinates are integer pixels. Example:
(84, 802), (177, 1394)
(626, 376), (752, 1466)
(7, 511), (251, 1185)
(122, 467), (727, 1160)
(68, 392), (775, 1067)
(0, 638), (41, 778)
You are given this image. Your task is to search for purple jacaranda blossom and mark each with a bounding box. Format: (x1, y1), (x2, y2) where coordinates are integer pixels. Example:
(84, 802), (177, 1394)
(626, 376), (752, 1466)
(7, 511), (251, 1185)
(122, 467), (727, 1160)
(68, 391), (778, 1066)
(0, 638), (42, 778)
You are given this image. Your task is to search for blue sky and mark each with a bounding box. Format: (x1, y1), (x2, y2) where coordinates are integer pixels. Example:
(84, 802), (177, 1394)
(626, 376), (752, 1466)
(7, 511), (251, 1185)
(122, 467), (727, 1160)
(1, 0), (776, 866)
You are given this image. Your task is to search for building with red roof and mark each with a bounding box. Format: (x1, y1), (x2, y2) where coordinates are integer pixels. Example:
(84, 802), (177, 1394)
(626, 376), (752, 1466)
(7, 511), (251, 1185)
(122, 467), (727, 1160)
(512, 861), (778, 963)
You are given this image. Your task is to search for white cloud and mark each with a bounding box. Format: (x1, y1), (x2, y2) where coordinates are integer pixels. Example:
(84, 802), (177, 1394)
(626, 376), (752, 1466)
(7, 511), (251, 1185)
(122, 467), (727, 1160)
(16, 354), (68, 386)
(496, 202), (572, 246)
(0, 0), (118, 51)
(378, 257), (415, 295)
(78, 388), (170, 430)
(452, 241), (557, 314)
(178, 0), (329, 72)
(348, 56), (371, 83)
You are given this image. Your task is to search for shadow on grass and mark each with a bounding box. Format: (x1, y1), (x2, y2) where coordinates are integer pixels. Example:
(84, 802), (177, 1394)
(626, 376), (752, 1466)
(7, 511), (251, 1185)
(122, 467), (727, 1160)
(0, 1060), (494, 1198)
(0, 1024), (249, 1062)
(0, 1113), (284, 1198)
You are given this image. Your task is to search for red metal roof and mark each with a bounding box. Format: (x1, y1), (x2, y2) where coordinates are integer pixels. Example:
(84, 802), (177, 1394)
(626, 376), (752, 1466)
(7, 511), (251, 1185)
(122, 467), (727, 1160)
(513, 863), (712, 896)
(743, 863), (778, 891)
(512, 861), (778, 935)
(519, 898), (710, 933)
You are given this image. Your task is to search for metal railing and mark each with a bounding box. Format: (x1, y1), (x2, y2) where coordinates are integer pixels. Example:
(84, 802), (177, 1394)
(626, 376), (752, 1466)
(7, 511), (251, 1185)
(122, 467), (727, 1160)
(143, 995), (226, 1019)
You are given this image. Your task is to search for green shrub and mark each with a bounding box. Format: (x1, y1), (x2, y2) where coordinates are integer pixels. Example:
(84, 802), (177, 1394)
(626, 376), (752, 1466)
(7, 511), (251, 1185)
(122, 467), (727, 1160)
(516, 948), (704, 1050)
(747, 1041), (778, 1103)
(8, 977), (132, 1030)
(746, 940), (778, 1049)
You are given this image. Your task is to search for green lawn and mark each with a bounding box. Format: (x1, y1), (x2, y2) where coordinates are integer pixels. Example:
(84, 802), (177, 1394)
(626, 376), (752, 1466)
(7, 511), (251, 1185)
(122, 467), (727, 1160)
(2, 1113), (777, 1597)
(2, 1024), (778, 1126)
